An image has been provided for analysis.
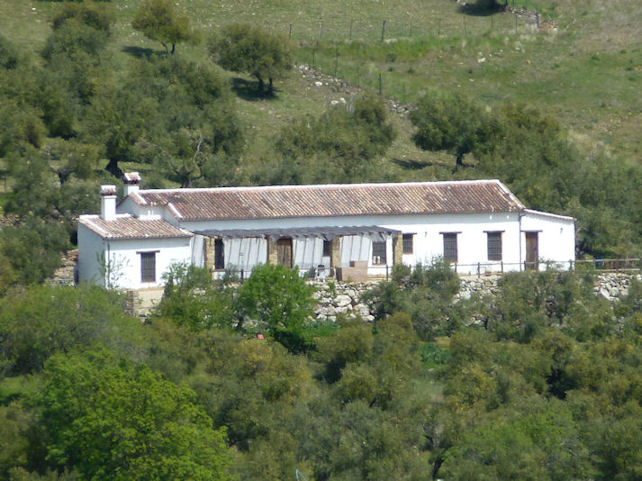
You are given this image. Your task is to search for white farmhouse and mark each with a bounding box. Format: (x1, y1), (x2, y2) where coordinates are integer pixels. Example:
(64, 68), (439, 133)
(77, 174), (575, 289)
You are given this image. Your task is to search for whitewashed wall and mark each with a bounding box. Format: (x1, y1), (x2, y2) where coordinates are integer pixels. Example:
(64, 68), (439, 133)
(521, 210), (576, 270)
(78, 229), (192, 289)
(180, 212), (532, 275)
(77, 224), (106, 287)
(99, 207), (575, 283)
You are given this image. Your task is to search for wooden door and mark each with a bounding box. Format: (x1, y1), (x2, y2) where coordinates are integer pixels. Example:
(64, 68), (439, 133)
(276, 238), (293, 268)
(525, 232), (539, 270)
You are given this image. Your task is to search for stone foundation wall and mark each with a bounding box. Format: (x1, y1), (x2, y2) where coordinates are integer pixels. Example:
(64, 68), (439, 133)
(311, 273), (640, 322)
(117, 272), (638, 319)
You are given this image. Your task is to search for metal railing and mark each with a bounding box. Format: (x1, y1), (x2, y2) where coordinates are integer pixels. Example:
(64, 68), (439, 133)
(212, 258), (640, 283)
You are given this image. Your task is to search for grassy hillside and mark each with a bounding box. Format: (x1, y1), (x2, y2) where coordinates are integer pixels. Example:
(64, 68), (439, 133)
(1, 0), (639, 171)
(0, 0), (640, 264)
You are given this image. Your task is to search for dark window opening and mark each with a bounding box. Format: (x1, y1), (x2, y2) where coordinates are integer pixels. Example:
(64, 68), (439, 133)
(487, 232), (502, 261)
(214, 238), (225, 270)
(372, 241), (387, 265)
(442, 233), (458, 262)
(402, 233), (414, 254)
(140, 252), (156, 283)
(322, 240), (331, 257)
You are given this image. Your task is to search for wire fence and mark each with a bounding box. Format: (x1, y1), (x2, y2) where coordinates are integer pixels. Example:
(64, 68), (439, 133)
(260, 7), (543, 44)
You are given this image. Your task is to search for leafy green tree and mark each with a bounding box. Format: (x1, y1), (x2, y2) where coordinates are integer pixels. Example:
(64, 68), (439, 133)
(275, 96), (395, 181)
(0, 285), (143, 375)
(0, 102), (46, 156)
(0, 218), (69, 289)
(441, 399), (593, 481)
(42, 17), (110, 60)
(364, 260), (465, 339)
(39, 348), (233, 481)
(0, 34), (20, 70)
(89, 55), (242, 181)
(155, 262), (236, 330)
(209, 23), (292, 93)
(410, 92), (499, 170)
(51, 2), (114, 34)
(132, 0), (192, 54)
(237, 264), (316, 352)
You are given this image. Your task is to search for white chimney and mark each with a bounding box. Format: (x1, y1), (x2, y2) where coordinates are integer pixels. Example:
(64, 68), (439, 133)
(100, 185), (117, 221)
(123, 172), (141, 197)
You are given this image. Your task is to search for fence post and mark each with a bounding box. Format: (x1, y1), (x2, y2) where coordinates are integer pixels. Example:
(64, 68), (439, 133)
(381, 19), (387, 42)
(477, 262), (480, 277)
(501, 261), (504, 273)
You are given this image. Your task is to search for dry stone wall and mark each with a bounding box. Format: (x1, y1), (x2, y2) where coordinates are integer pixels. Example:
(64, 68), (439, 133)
(311, 273), (640, 322)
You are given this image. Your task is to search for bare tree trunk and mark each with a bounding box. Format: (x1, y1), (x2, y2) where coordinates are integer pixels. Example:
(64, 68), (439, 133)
(105, 158), (123, 179)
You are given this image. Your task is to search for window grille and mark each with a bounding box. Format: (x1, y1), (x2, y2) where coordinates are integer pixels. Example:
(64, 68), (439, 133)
(442, 233), (458, 262)
(402, 234), (414, 254)
(372, 241), (387, 265)
(140, 252), (156, 283)
(487, 232), (502, 261)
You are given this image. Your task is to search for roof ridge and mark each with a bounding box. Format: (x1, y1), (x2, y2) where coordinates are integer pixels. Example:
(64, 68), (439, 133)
(136, 179), (504, 195)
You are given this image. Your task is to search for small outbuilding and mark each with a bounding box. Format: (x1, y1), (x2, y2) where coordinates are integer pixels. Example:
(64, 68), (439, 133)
(77, 175), (575, 289)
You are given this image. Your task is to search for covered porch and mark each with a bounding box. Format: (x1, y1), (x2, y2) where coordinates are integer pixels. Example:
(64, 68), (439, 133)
(193, 226), (403, 281)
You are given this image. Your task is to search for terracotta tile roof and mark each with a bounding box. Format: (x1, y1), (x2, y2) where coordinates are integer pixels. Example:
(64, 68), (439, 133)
(79, 215), (192, 240)
(131, 180), (525, 221)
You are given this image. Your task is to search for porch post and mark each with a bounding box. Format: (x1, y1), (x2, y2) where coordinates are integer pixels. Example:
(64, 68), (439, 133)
(330, 237), (341, 270)
(392, 233), (403, 265)
(204, 237), (215, 276)
(266, 237), (278, 264)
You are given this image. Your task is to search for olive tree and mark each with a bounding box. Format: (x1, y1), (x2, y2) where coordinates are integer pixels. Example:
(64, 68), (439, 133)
(132, 0), (192, 54)
(209, 23), (292, 94)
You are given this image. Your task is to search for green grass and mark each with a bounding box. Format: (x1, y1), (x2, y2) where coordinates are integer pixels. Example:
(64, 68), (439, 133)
(0, 0), (639, 174)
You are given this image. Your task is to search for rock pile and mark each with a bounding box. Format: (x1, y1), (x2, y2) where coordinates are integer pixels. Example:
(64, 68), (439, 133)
(311, 281), (377, 322)
(594, 273), (640, 301)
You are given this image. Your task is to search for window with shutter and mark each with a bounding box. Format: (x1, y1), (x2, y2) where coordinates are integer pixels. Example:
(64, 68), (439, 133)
(402, 233), (414, 254)
(442, 233), (458, 262)
(140, 252), (156, 283)
(487, 232), (502, 261)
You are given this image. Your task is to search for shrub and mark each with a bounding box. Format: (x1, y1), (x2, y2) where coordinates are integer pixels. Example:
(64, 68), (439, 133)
(237, 264), (316, 353)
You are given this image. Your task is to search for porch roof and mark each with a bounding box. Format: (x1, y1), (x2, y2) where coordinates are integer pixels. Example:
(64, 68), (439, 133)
(194, 225), (401, 241)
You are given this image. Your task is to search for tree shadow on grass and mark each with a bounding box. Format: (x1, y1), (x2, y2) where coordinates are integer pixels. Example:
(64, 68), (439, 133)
(459, 1), (507, 17)
(231, 77), (280, 101)
(392, 158), (436, 170)
(121, 45), (160, 59)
